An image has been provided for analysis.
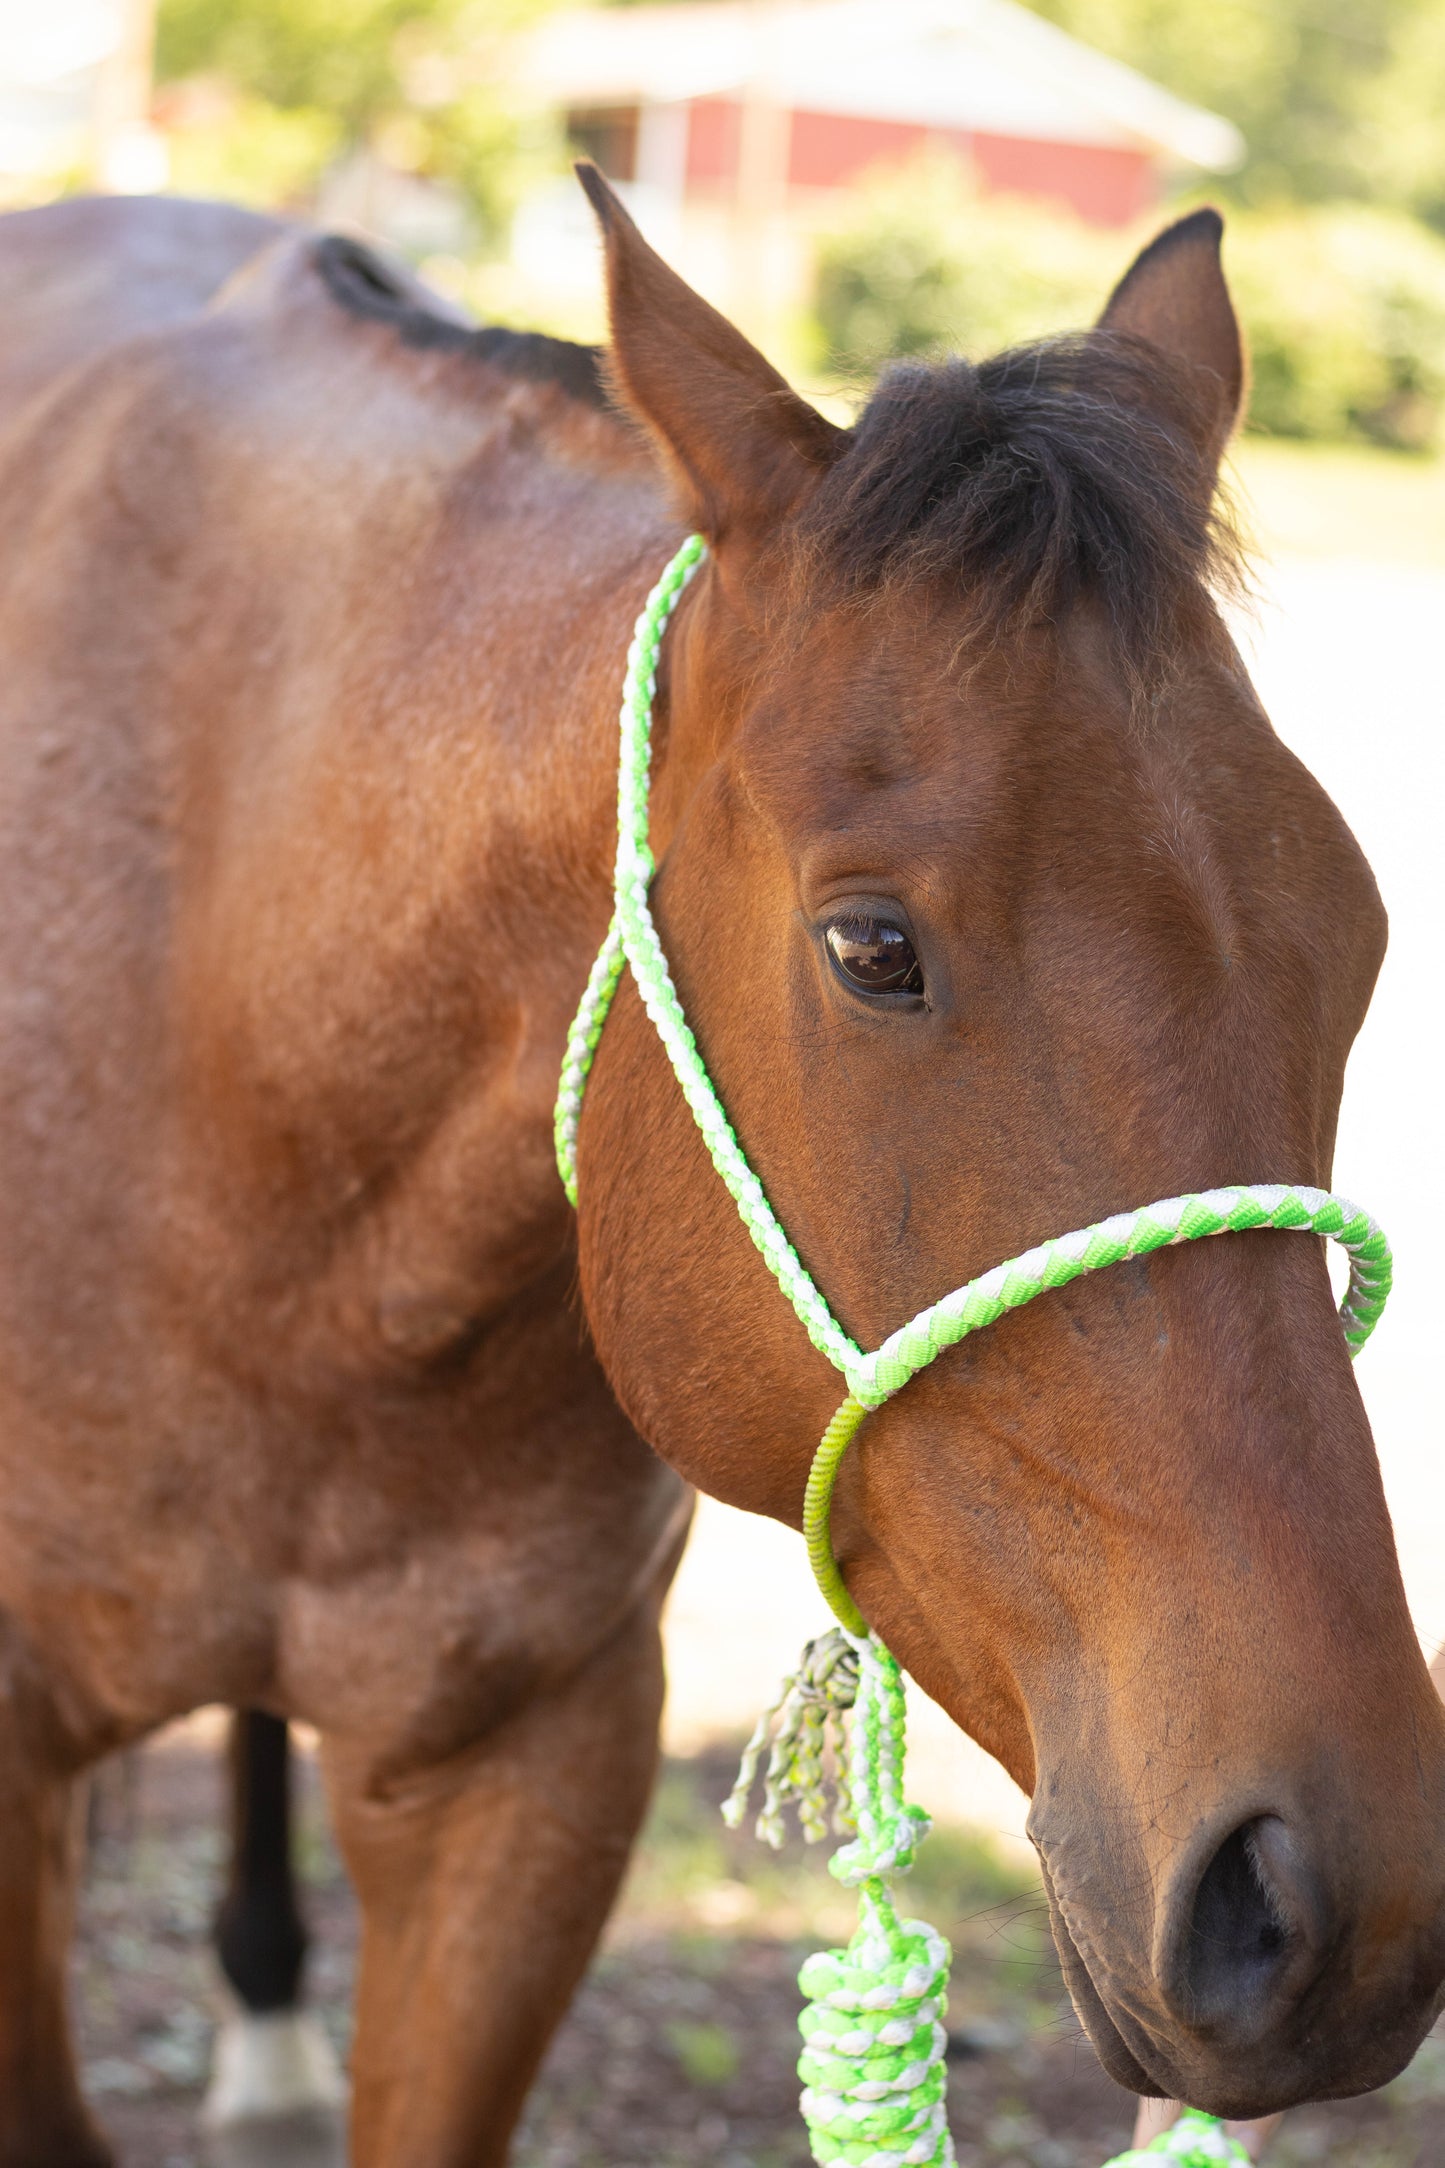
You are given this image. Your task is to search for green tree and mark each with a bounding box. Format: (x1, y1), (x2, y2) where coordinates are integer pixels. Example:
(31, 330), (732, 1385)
(813, 157), (1445, 450)
(1356, 2), (1445, 227)
(1028, 0), (1439, 214)
(155, 0), (555, 236)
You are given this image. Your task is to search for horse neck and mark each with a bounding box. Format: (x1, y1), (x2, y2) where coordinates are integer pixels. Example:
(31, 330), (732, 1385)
(173, 475), (683, 1363)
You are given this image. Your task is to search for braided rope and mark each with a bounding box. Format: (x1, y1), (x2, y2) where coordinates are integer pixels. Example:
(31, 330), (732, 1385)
(801, 1186), (1390, 1638)
(554, 536), (1394, 2168)
(799, 1890), (953, 2168)
(1101, 2110), (1253, 2164)
(554, 917), (624, 1203)
(798, 1636), (953, 2168)
(850, 1183), (1387, 1408)
(556, 533), (866, 1377)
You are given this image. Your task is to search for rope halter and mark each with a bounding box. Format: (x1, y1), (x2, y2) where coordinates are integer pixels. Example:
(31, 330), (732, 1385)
(554, 535), (1393, 2168)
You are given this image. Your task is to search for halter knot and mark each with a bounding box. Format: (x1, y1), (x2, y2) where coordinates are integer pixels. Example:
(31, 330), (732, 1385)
(798, 1890), (955, 2167)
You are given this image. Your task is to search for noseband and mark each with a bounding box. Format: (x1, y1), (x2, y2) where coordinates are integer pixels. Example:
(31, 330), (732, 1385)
(555, 536), (1392, 2168)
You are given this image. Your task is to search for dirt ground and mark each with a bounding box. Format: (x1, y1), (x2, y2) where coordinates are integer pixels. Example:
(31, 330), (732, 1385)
(72, 1721), (1445, 2168)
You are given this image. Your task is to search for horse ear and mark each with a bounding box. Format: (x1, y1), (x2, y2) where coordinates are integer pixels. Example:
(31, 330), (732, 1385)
(1097, 208), (1244, 472)
(577, 162), (845, 549)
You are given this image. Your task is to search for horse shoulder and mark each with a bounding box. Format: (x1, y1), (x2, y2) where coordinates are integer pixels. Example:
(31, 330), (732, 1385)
(0, 213), (661, 1400)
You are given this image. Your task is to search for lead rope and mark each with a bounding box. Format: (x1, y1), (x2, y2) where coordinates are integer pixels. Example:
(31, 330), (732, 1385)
(1102, 2112), (1255, 2164)
(555, 537), (1393, 2168)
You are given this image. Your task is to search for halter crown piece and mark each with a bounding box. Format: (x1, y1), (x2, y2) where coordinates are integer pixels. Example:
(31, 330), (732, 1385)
(554, 537), (1394, 2168)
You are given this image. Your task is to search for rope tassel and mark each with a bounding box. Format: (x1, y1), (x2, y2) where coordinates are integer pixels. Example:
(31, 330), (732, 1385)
(726, 1631), (956, 2168)
(722, 1628), (860, 1846)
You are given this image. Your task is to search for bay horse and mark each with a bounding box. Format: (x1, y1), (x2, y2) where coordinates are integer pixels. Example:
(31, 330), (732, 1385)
(0, 174), (1443, 2168)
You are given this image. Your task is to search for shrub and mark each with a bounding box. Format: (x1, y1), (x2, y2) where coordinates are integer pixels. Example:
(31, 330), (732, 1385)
(1227, 206), (1445, 449)
(813, 156), (1119, 382)
(812, 160), (1445, 450)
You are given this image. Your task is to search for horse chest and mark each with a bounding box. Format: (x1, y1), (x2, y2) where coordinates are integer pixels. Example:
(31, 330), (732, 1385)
(0, 1242), (684, 1757)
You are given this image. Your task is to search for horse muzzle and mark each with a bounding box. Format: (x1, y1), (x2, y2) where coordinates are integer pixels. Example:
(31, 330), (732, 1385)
(1032, 1797), (1445, 2117)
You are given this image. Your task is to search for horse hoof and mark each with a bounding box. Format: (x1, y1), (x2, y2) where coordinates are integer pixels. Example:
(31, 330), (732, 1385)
(202, 2008), (345, 2128)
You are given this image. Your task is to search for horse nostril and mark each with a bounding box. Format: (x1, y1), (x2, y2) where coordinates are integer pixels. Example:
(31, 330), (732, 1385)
(1168, 1814), (1325, 2036)
(1191, 1820), (1286, 1983)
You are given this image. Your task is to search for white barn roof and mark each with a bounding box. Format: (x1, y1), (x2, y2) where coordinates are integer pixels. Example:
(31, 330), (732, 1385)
(518, 0), (1243, 171)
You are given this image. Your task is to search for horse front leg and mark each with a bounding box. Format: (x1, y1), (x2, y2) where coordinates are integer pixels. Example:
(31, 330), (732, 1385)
(323, 1594), (670, 2168)
(0, 1635), (112, 2168)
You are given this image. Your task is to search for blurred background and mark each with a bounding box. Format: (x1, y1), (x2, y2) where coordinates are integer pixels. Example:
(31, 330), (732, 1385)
(8, 0), (1445, 2161)
(5, 0), (1445, 441)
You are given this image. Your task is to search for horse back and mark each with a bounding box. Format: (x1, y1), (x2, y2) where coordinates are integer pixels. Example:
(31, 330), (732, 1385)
(0, 195), (290, 424)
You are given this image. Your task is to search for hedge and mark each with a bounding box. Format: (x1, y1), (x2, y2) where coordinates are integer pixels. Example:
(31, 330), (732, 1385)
(812, 160), (1445, 450)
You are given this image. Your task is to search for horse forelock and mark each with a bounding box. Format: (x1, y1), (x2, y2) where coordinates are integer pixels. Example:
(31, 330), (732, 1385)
(783, 332), (1248, 695)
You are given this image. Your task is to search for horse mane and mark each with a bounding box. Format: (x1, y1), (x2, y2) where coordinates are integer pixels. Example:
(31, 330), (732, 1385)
(790, 334), (1246, 689)
(312, 234), (608, 410)
(314, 234), (1238, 685)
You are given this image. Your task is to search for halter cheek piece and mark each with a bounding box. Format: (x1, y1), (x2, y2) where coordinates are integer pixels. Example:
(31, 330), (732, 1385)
(554, 536), (1392, 2168)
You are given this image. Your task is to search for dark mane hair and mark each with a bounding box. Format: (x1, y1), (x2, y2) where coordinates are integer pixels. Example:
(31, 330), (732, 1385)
(313, 235), (608, 410)
(790, 333), (1245, 689)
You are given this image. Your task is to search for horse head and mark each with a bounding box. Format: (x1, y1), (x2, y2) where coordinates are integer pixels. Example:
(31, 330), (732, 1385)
(570, 168), (1445, 2117)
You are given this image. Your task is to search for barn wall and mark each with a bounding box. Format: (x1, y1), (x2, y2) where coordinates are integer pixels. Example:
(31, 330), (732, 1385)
(969, 131), (1156, 226)
(686, 97), (743, 185)
(787, 109), (931, 187)
(683, 97), (1159, 228)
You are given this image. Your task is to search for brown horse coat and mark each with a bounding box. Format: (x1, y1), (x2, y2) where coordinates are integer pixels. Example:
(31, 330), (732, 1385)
(0, 184), (1441, 2166)
(0, 196), (692, 2166)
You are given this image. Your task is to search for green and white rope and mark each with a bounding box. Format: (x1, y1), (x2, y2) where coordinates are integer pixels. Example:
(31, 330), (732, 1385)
(555, 531), (865, 1379)
(1101, 2110), (1253, 2165)
(555, 535), (1394, 2168)
(798, 1893), (952, 2168)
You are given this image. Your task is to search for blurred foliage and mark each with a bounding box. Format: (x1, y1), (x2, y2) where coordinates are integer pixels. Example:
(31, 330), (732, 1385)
(1352, 3), (1445, 231)
(154, 0), (558, 238)
(813, 158), (1445, 449)
(1231, 437), (1445, 566)
(665, 2018), (742, 2086)
(1230, 205), (1445, 448)
(1029, 0), (1445, 225)
(813, 160), (1119, 378)
(159, 92), (342, 204)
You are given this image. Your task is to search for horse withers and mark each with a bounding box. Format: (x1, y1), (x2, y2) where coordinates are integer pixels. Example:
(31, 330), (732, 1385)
(0, 175), (1440, 2165)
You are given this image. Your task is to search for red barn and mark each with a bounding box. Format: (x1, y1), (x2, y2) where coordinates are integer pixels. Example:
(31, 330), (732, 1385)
(519, 0), (1242, 231)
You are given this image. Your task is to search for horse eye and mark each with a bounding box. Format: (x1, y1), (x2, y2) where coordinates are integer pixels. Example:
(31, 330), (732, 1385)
(825, 915), (924, 997)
